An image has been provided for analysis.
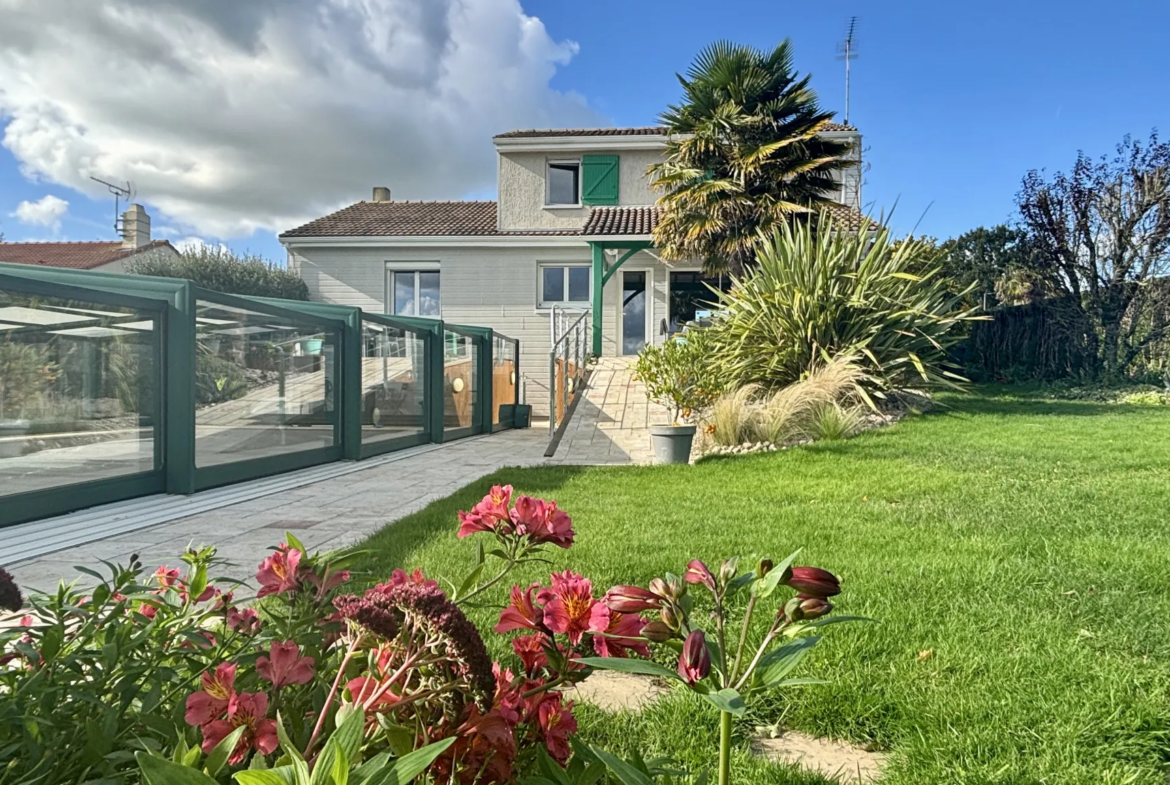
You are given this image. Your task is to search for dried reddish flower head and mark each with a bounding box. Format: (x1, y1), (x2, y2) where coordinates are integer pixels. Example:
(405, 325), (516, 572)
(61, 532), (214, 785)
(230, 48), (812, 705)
(200, 692), (278, 765)
(541, 571), (604, 645)
(678, 630), (711, 685)
(257, 640), (315, 689)
(0, 568), (22, 613)
(185, 663), (237, 727)
(255, 545), (303, 598)
(334, 591), (401, 639)
(784, 566), (841, 598)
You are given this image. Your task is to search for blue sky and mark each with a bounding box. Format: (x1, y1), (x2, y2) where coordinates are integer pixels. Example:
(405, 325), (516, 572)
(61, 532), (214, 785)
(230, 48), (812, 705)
(1, 0), (1166, 262)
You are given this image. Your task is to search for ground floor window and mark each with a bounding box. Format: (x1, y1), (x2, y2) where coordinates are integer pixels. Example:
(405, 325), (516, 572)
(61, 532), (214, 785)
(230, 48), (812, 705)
(539, 264), (590, 308)
(386, 269), (440, 317)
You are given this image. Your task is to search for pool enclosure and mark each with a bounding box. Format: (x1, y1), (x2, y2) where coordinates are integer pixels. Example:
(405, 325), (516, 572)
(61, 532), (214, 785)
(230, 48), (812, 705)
(0, 263), (521, 528)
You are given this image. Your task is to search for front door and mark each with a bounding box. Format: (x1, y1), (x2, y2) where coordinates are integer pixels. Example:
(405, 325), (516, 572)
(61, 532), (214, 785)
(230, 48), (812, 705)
(621, 270), (647, 355)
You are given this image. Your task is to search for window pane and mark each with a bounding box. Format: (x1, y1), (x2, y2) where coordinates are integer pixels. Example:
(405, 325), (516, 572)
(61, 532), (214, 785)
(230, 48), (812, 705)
(394, 272), (416, 316)
(567, 267), (590, 302)
(418, 272), (441, 316)
(361, 320), (426, 445)
(443, 331), (477, 434)
(194, 300), (337, 468)
(492, 335), (517, 426)
(0, 290), (158, 497)
(542, 267), (564, 303)
(548, 163), (579, 205)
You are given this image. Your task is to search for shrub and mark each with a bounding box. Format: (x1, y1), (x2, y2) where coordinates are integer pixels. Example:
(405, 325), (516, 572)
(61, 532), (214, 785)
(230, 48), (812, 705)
(633, 329), (724, 424)
(0, 341), (57, 418)
(128, 245), (309, 301)
(805, 401), (867, 441)
(707, 384), (759, 446)
(195, 353), (250, 406)
(706, 215), (982, 398)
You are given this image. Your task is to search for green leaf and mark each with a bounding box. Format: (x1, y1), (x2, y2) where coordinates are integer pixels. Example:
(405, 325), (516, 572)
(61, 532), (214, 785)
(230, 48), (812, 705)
(314, 703), (364, 782)
(352, 752), (390, 784)
(752, 550), (800, 599)
(285, 532), (307, 554)
(205, 725), (248, 778)
(755, 637), (819, 688)
(136, 751), (220, 785)
(235, 769), (298, 785)
(700, 688), (746, 716)
(572, 657), (679, 682)
(782, 615), (873, 637)
(275, 712), (310, 783)
(367, 738), (455, 785)
(589, 747), (654, 785)
(454, 562), (486, 600)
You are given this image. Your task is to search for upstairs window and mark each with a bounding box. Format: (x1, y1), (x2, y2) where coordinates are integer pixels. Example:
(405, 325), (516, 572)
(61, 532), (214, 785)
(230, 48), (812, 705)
(540, 264), (591, 308)
(387, 269), (440, 317)
(547, 161), (581, 205)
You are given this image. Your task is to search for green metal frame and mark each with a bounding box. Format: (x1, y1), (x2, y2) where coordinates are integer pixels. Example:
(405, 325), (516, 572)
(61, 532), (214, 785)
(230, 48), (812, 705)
(440, 323), (492, 441)
(589, 240), (654, 355)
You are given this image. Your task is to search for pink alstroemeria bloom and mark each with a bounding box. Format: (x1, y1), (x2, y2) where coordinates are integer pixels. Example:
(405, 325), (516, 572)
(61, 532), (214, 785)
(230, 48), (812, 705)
(541, 571), (604, 645)
(200, 691), (278, 765)
(184, 662), (237, 726)
(589, 606), (651, 659)
(604, 585), (661, 613)
(495, 583), (544, 633)
(257, 640), (315, 689)
(536, 693), (577, 764)
(509, 495), (547, 537)
(457, 509), (493, 539)
(255, 545), (303, 598)
(375, 568), (439, 593)
(154, 566), (180, 589)
(511, 634), (548, 674)
(684, 559), (717, 592)
(226, 607), (261, 634)
(479, 484), (513, 523)
(524, 501), (574, 549)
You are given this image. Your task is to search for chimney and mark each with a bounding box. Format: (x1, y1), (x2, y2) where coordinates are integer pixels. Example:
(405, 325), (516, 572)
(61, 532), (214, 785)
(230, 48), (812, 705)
(371, 187), (392, 203)
(121, 204), (151, 249)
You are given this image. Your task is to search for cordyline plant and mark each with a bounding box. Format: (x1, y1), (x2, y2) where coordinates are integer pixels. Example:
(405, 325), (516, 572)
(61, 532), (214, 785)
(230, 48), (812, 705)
(577, 553), (864, 785)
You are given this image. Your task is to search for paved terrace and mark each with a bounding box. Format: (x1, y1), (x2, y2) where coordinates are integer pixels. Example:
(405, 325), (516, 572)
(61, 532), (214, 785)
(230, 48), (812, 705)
(6, 357), (671, 592)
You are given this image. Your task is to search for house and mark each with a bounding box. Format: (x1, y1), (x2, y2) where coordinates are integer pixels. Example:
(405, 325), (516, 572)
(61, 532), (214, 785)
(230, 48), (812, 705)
(280, 124), (866, 416)
(0, 204), (178, 272)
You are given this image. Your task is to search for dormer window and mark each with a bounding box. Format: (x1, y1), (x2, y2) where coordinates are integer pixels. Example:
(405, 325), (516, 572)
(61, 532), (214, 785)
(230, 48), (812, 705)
(547, 160), (581, 206)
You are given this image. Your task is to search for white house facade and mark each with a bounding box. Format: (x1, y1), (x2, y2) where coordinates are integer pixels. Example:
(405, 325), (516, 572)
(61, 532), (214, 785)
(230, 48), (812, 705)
(280, 126), (866, 416)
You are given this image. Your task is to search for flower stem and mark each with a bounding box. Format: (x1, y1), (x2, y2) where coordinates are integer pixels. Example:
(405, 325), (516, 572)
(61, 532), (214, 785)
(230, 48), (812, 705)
(729, 595), (757, 684)
(718, 710), (733, 785)
(306, 635), (362, 757)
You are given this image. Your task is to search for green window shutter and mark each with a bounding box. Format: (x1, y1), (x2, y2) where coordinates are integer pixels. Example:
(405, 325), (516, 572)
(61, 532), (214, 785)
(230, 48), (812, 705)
(581, 154), (620, 205)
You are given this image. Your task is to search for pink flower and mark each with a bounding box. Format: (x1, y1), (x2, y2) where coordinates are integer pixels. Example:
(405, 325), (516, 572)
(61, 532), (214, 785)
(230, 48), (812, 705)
(305, 569), (351, 596)
(346, 676), (400, 710)
(784, 566), (841, 598)
(677, 630), (711, 686)
(375, 568), (438, 592)
(589, 607), (650, 659)
(226, 607), (260, 634)
(509, 495), (547, 537)
(541, 571), (604, 645)
(185, 663), (237, 727)
(257, 640), (315, 689)
(200, 692), (278, 765)
(684, 560), (717, 592)
(604, 585), (661, 613)
(535, 693), (577, 764)
(525, 501), (575, 549)
(255, 545), (303, 598)
(154, 566), (180, 589)
(495, 583), (545, 634)
(511, 635), (548, 674)
(457, 509), (493, 539)
(457, 485), (515, 538)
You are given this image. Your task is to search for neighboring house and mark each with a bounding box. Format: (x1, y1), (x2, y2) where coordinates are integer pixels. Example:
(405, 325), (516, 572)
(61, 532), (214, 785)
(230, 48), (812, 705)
(0, 204), (178, 272)
(280, 125), (867, 415)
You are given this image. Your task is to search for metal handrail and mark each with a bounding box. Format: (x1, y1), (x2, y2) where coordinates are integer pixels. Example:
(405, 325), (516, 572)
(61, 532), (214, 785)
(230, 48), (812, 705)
(549, 305), (590, 439)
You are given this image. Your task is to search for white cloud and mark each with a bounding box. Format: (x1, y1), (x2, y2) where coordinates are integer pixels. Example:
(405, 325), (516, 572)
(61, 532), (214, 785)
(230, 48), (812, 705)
(12, 194), (69, 231)
(0, 0), (603, 238)
(175, 236), (229, 254)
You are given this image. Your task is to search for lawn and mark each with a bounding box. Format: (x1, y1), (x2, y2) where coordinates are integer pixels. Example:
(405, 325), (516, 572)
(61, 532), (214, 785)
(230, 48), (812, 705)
(352, 391), (1170, 784)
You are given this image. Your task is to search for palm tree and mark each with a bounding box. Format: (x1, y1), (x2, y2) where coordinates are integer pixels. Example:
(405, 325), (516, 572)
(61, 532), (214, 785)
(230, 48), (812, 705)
(650, 40), (854, 275)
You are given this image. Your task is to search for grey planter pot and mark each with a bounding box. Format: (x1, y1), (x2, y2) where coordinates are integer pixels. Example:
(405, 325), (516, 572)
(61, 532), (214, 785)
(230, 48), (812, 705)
(649, 424), (696, 465)
(0, 420), (30, 460)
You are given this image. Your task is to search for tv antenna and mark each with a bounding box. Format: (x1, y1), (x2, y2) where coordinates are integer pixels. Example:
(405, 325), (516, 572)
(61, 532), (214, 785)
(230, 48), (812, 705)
(837, 16), (859, 125)
(90, 176), (134, 234)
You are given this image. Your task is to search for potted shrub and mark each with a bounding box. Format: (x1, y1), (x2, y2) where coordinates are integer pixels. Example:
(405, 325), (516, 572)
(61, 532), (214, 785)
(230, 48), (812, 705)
(633, 330), (722, 464)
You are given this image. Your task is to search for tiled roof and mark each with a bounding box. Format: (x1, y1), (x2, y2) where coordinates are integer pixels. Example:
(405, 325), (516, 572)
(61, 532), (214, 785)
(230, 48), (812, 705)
(0, 240), (176, 270)
(583, 203), (874, 237)
(583, 206), (659, 236)
(280, 201), (582, 239)
(495, 122), (856, 139)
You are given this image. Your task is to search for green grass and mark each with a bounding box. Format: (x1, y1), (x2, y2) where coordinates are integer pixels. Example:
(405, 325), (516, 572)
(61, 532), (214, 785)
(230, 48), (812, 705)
(352, 391), (1170, 784)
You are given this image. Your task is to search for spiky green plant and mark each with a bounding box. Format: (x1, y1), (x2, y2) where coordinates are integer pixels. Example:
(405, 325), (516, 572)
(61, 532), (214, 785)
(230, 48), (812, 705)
(805, 401), (867, 441)
(706, 215), (983, 396)
(649, 40), (854, 276)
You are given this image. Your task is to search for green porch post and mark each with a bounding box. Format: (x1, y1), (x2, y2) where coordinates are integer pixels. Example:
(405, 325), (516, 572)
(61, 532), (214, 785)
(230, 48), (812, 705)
(591, 242), (605, 356)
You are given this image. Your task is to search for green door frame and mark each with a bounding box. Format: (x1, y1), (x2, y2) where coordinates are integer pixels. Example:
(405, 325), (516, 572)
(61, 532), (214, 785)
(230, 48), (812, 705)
(589, 240), (654, 355)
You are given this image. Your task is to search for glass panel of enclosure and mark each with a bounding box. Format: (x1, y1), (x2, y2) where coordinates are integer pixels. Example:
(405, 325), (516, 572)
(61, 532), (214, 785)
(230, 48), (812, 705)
(361, 319), (427, 445)
(194, 299), (337, 468)
(492, 335), (518, 426)
(0, 288), (159, 498)
(442, 329), (478, 434)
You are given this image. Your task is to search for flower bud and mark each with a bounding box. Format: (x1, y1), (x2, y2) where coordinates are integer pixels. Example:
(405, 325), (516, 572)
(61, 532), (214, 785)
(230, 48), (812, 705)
(649, 577), (671, 601)
(684, 560), (716, 592)
(782, 596), (805, 623)
(718, 557), (738, 587)
(797, 595), (833, 620)
(677, 630), (711, 685)
(784, 566), (841, 598)
(660, 603), (682, 632)
(604, 585), (662, 613)
(641, 620), (675, 643)
(757, 558), (774, 577)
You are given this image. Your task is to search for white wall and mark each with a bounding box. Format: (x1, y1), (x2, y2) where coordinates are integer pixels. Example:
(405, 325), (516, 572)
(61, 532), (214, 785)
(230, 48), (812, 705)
(496, 148), (664, 232)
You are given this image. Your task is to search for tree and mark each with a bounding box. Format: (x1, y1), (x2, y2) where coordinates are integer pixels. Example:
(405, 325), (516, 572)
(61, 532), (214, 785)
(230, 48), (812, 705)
(128, 245), (309, 301)
(649, 40), (854, 276)
(1017, 131), (1170, 378)
(938, 225), (1042, 307)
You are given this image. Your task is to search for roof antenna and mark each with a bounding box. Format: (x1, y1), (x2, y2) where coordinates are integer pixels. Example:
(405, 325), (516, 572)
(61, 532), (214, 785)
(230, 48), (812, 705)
(836, 16), (859, 126)
(90, 176), (132, 235)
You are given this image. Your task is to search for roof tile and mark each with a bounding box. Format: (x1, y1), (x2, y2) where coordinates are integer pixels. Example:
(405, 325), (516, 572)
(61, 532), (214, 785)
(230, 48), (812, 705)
(0, 240), (175, 270)
(494, 122), (856, 140)
(280, 201), (585, 239)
